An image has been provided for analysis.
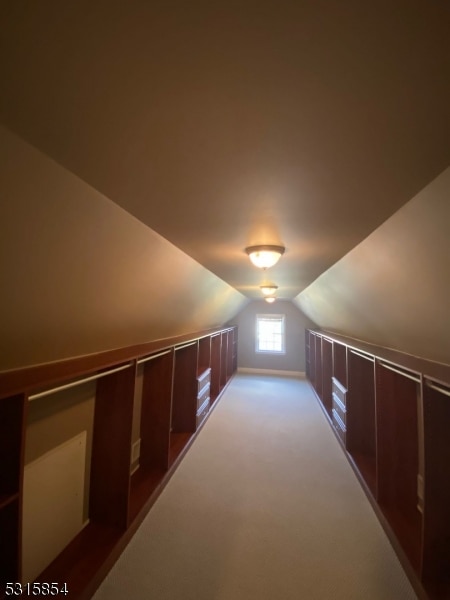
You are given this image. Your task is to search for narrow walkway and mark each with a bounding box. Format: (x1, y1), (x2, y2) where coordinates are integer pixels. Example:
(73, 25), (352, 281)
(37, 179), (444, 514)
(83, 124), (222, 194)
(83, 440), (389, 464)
(93, 374), (417, 600)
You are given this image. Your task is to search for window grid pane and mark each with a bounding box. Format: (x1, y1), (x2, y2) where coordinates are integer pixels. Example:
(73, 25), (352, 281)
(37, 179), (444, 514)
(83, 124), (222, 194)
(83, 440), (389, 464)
(256, 315), (285, 354)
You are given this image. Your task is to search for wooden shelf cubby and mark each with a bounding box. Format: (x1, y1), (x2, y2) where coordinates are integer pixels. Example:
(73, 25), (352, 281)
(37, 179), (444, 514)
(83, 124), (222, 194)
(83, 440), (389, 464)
(232, 328), (238, 373)
(422, 378), (450, 597)
(333, 342), (347, 388)
(172, 342), (198, 435)
(305, 328), (450, 600)
(321, 337), (333, 416)
(198, 336), (211, 375)
(128, 348), (174, 524)
(375, 360), (422, 572)
(0, 497), (21, 588)
(226, 330), (234, 379)
(210, 333), (222, 404)
(0, 325), (237, 599)
(0, 393), (25, 587)
(346, 349), (377, 497)
(309, 332), (316, 387)
(305, 329), (311, 381)
(314, 334), (323, 400)
(90, 362), (136, 530)
(219, 331), (228, 390)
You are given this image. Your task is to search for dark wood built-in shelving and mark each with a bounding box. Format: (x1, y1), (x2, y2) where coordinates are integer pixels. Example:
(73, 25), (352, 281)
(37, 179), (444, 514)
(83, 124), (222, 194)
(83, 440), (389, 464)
(0, 325), (237, 599)
(309, 333), (316, 387)
(210, 333), (222, 404)
(314, 335), (323, 400)
(220, 332), (228, 390)
(172, 343), (198, 435)
(305, 329), (450, 600)
(0, 393), (25, 588)
(422, 378), (450, 595)
(376, 361), (422, 573)
(333, 342), (347, 388)
(321, 338), (333, 416)
(347, 349), (377, 497)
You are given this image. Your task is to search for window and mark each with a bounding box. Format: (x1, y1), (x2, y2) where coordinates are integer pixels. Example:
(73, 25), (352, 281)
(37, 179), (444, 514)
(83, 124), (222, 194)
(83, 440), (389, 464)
(256, 314), (285, 354)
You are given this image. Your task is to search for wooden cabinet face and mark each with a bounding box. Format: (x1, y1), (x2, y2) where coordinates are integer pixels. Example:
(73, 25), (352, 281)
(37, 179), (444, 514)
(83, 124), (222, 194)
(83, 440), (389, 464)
(305, 329), (450, 598)
(0, 326), (236, 598)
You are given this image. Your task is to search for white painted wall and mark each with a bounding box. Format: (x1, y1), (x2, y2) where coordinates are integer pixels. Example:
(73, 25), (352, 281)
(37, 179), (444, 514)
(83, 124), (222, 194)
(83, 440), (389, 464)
(294, 168), (450, 364)
(229, 300), (316, 372)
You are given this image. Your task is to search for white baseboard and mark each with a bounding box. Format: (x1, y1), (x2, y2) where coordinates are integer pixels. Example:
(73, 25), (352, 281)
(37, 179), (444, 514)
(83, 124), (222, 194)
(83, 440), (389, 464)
(238, 368), (305, 378)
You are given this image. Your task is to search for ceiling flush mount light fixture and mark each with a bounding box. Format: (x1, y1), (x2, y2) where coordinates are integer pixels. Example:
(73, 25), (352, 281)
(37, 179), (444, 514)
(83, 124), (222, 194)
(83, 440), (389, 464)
(265, 296), (276, 303)
(260, 284), (278, 296)
(245, 245), (285, 269)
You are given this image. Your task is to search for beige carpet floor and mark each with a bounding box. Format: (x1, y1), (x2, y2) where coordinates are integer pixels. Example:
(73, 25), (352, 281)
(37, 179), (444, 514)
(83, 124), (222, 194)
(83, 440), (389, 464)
(93, 374), (418, 599)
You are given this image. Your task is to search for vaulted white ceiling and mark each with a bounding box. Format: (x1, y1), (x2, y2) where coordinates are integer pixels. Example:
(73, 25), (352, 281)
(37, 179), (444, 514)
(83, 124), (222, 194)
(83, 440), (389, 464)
(1, 0), (449, 301)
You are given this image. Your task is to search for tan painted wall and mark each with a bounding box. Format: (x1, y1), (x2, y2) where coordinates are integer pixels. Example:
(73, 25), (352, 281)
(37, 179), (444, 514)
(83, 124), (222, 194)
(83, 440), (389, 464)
(294, 168), (450, 365)
(229, 300), (316, 372)
(0, 125), (248, 370)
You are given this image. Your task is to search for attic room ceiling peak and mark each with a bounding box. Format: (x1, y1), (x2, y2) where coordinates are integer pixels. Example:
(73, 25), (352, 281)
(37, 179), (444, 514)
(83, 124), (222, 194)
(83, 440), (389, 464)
(0, 0), (449, 299)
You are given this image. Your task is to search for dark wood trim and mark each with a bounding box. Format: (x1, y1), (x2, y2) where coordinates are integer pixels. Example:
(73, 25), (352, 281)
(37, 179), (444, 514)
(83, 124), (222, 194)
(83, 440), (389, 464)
(314, 330), (450, 383)
(210, 333), (222, 402)
(139, 349), (174, 472)
(0, 327), (235, 401)
(305, 328), (450, 600)
(90, 362), (136, 530)
(0, 393), (26, 587)
(321, 338), (333, 415)
(0, 324), (237, 600)
(88, 372), (235, 599)
(171, 343), (198, 434)
(309, 381), (428, 600)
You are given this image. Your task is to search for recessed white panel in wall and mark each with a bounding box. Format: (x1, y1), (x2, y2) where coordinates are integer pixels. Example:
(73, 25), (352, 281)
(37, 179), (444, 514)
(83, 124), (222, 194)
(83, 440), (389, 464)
(22, 431), (87, 583)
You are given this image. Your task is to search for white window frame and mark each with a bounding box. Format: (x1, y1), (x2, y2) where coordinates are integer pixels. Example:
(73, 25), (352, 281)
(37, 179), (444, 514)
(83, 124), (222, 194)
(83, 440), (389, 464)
(255, 314), (286, 354)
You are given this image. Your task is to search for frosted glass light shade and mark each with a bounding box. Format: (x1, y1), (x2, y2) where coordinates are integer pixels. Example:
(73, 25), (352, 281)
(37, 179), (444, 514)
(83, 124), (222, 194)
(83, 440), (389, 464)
(245, 245), (285, 269)
(265, 297), (276, 303)
(260, 285), (278, 296)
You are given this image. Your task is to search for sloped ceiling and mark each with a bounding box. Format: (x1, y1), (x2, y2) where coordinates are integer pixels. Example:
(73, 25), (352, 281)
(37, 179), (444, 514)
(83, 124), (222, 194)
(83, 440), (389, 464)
(0, 125), (247, 370)
(1, 0), (449, 300)
(294, 167), (450, 364)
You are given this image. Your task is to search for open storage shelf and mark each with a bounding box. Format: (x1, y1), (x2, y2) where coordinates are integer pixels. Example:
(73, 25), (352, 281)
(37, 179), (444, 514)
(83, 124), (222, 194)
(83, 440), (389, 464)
(314, 335), (323, 400)
(90, 362), (136, 530)
(169, 432), (195, 467)
(321, 338), (333, 416)
(0, 325), (237, 599)
(128, 466), (167, 525)
(376, 361), (422, 572)
(171, 342), (198, 456)
(128, 349), (174, 524)
(232, 329), (238, 373)
(305, 330), (311, 380)
(210, 333), (222, 404)
(347, 349), (377, 497)
(198, 336), (211, 375)
(219, 332), (228, 390)
(422, 378), (450, 598)
(309, 333), (316, 387)
(305, 328), (450, 600)
(0, 393), (25, 588)
(333, 342), (347, 388)
(226, 330), (234, 379)
(0, 499), (20, 587)
(37, 522), (122, 600)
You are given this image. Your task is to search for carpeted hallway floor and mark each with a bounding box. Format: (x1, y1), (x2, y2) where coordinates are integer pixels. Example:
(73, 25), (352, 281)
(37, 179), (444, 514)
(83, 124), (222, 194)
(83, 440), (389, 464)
(92, 374), (418, 599)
